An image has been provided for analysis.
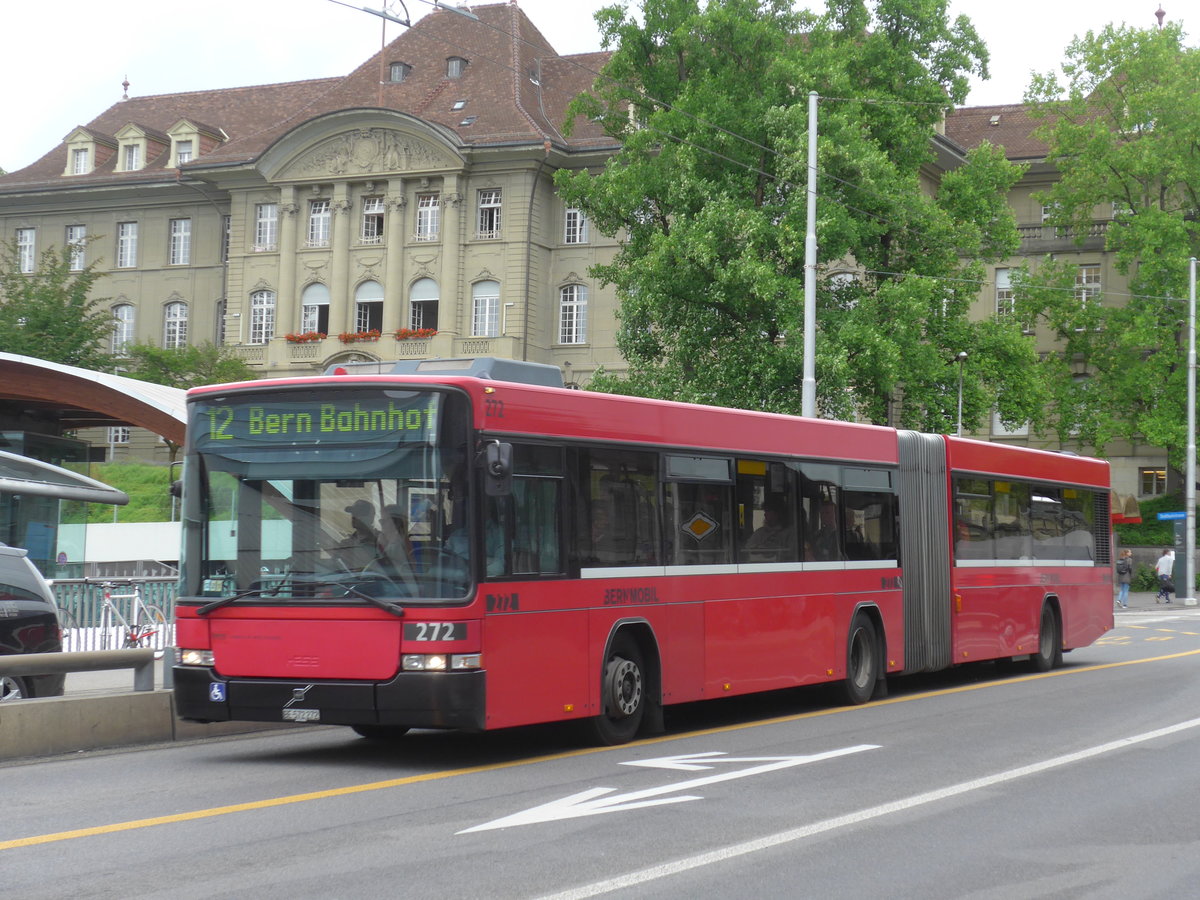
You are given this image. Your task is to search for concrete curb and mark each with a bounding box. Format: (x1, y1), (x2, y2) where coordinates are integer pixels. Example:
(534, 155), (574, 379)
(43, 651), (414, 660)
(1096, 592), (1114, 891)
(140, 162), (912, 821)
(0, 690), (300, 761)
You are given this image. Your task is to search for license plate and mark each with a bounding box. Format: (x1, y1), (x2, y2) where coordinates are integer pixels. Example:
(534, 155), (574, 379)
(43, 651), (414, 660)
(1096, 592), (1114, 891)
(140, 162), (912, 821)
(282, 708), (320, 723)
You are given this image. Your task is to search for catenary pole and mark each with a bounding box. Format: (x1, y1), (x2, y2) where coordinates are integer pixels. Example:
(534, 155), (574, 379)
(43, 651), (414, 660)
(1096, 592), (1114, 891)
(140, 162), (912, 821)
(1187, 257), (1196, 604)
(801, 91), (818, 418)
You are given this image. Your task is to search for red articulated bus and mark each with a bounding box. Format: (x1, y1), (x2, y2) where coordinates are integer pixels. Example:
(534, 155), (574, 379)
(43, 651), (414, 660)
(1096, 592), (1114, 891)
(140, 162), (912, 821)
(172, 358), (1113, 744)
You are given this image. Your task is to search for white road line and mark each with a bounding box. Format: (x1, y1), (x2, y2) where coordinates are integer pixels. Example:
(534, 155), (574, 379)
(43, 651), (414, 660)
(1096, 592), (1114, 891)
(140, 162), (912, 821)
(538, 716), (1200, 900)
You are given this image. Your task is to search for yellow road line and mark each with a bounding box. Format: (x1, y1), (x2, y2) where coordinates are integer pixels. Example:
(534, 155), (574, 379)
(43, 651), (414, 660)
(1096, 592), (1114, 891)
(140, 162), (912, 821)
(6, 645), (1200, 852)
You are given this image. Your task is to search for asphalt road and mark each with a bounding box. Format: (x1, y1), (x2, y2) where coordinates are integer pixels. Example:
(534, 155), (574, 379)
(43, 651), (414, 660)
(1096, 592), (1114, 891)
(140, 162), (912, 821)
(6, 607), (1200, 900)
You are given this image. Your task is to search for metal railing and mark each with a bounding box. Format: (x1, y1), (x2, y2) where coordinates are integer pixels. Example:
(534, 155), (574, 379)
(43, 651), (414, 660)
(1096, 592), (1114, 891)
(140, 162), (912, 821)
(50, 577), (178, 653)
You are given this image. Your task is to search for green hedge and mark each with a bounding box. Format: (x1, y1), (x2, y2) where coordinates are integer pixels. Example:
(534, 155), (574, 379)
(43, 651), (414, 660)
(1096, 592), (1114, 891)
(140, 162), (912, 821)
(1114, 493), (1182, 548)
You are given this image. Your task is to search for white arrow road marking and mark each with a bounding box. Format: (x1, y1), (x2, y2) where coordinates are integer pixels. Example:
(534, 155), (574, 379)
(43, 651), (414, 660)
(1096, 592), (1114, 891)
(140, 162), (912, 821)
(458, 744), (880, 833)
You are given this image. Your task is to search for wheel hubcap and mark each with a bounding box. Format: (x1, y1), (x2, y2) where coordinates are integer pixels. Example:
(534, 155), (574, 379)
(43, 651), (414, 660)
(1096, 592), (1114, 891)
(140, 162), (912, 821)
(0, 676), (24, 701)
(607, 657), (642, 717)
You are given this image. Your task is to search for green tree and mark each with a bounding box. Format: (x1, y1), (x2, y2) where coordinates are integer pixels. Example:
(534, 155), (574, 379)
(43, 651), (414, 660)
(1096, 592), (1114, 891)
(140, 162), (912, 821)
(118, 343), (255, 463)
(0, 238), (116, 370)
(556, 0), (1045, 431)
(1024, 22), (1200, 470)
(119, 342), (255, 390)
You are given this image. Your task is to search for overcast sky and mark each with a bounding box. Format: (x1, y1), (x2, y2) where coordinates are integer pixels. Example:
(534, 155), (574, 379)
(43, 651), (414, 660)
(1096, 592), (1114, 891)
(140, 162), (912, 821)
(0, 0), (1185, 173)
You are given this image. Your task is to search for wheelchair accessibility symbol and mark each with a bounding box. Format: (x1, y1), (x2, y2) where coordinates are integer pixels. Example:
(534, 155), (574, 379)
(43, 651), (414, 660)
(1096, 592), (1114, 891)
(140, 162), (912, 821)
(209, 683), (226, 702)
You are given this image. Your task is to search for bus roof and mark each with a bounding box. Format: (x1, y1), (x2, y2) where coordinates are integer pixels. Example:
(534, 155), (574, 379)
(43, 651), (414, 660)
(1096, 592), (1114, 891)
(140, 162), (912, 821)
(945, 435), (1109, 489)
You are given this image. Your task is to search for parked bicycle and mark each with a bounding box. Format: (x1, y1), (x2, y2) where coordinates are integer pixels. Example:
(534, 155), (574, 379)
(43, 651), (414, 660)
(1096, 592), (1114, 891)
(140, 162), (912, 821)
(97, 582), (168, 650)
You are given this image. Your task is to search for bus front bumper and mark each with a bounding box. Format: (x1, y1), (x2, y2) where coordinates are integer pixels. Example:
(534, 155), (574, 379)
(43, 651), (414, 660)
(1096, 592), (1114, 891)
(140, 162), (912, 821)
(172, 665), (486, 731)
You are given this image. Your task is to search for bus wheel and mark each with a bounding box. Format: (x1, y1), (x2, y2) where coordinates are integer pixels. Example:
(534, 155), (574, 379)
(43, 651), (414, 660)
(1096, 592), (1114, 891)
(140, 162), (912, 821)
(589, 635), (645, 745)
(840, 613), (879, 705)
(1030, 605), (1062, 673)
(351, 724), (411, 740)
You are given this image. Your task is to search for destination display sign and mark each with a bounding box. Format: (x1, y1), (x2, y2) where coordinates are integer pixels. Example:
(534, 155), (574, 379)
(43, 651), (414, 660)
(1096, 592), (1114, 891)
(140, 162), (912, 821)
(191, 391), (439, 450)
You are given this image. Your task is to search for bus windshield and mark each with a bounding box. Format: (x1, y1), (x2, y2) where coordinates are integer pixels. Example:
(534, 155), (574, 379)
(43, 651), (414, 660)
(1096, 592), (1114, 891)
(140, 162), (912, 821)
(180, 386), (473, 604)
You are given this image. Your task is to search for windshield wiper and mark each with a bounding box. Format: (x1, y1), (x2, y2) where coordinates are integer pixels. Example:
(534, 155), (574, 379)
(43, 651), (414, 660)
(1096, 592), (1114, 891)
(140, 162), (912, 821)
(197, 586), (267, 616)
(196, 578), (404, 618)
(341, 584), (405, 617)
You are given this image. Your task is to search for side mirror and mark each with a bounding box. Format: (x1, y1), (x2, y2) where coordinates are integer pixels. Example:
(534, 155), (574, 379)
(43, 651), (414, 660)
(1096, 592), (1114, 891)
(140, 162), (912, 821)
(483, 442), (512, 496)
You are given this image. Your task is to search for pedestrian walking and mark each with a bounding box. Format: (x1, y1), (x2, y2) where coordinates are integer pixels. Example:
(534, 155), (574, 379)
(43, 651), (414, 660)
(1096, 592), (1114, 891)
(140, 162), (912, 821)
(1115, 548), (1133, 609)
(1155, 547), (1176, 604)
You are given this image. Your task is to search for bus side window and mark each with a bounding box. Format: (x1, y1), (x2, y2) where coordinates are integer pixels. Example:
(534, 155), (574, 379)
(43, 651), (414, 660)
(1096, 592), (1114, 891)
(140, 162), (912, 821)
(665, 480), (733, 566)
(578, 448), (660, 568)
(736, 460), (800, 563)
(501, 444), (564, 577)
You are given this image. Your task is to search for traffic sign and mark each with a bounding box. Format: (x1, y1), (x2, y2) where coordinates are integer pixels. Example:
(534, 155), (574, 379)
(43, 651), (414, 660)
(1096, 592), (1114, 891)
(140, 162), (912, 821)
(1157, 511), (1186, 521)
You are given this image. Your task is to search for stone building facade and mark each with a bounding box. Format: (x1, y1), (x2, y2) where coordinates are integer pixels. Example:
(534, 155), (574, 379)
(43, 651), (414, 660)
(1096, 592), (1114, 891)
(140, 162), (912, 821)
(0, 2), (1167, 503)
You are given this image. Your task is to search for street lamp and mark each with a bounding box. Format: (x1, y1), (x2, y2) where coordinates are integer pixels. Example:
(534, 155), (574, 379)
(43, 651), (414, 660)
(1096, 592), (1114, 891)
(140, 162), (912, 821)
(955, 351), (968, 437)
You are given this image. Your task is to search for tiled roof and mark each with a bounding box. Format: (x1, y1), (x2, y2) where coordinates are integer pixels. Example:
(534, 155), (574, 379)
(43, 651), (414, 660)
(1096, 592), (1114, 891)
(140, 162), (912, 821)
(944, 104), (1051, 161)
(0, 2), (617, 191)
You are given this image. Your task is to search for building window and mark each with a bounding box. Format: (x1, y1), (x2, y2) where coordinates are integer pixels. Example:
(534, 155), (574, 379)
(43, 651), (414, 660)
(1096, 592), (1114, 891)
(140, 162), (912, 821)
(300, 283), (331, 334)
(995, 267), (1013, 318)
(111, 304), (135, 354)
(472, 280), (500, 337)
(991, 411), (1028, 437)
(1075, 265), (1101, 308)
(360, 197), (384, 245)
(447, 56), (467, 78)
(221, 215), (231, 263)
(409, 277), (439, 330)
(354, 281), (384, 332)
(215, 298), (227, 344)
(389, 62), (411, 82)
(116, 222), (138, 268)
(66, 225), (87, 271)
(122, 144), (141, 171)
(564, 208), (589, 244)
(415, 193), (440, 241)
(250, 290), (276, 345)
(71, 147), (90, 175)
(163, 301), (188, 349)
(254, 203), (278, 251)
(175, 140), (193, 164)
(169, 218), (192, 265)
(15, 228), (35, 273)
(477, 188), (501, 239)
(1139, 467), (1166, 496)
(308, 199), (331, 247)
(559, 284), (588, 344)
(108, 426), (130, 445)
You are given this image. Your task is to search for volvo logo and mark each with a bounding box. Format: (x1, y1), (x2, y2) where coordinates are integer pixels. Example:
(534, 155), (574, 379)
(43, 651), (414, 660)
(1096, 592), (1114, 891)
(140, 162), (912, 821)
(282, 685), (315, 709)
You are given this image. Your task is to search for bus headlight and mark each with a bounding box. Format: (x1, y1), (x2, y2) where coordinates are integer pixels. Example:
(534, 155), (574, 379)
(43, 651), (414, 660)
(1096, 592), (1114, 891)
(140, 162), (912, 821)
(402, 653), (481, 671)
(179, 648), (215, 667)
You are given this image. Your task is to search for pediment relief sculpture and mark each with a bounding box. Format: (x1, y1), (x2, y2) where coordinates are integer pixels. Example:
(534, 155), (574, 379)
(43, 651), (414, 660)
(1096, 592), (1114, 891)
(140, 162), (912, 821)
(284, 129), (456, 179)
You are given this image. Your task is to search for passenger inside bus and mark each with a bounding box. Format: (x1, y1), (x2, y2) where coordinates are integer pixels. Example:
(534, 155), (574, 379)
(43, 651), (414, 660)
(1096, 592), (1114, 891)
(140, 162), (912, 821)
(743, 499), (794, 561)
(331, 499), (381, 570)
(811, 501), (843, 561)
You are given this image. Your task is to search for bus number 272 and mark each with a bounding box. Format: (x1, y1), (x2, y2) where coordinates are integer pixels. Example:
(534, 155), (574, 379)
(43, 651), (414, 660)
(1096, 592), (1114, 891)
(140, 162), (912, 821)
(404, 622), (465, 642)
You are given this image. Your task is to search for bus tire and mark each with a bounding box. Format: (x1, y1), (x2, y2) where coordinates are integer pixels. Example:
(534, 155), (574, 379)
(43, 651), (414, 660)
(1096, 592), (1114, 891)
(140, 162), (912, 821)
(1030, 604), (1062, 673)
(351, 724), (411, 740)
(840, 613), (879, 706)
(589, 634), (645, 745)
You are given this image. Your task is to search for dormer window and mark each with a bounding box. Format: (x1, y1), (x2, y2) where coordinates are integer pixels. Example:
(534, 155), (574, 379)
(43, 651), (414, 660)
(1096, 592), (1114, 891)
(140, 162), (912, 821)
(122, 143), (142, 171)
(389, 62), (411, 82)
(447, 56), (467, 78)
(63, 126), (115, 176)
(175, 140), (193, 164)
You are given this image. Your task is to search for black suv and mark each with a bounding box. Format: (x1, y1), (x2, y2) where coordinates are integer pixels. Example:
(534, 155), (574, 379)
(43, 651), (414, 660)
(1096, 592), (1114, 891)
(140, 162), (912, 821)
(0, 543), (64, 701)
